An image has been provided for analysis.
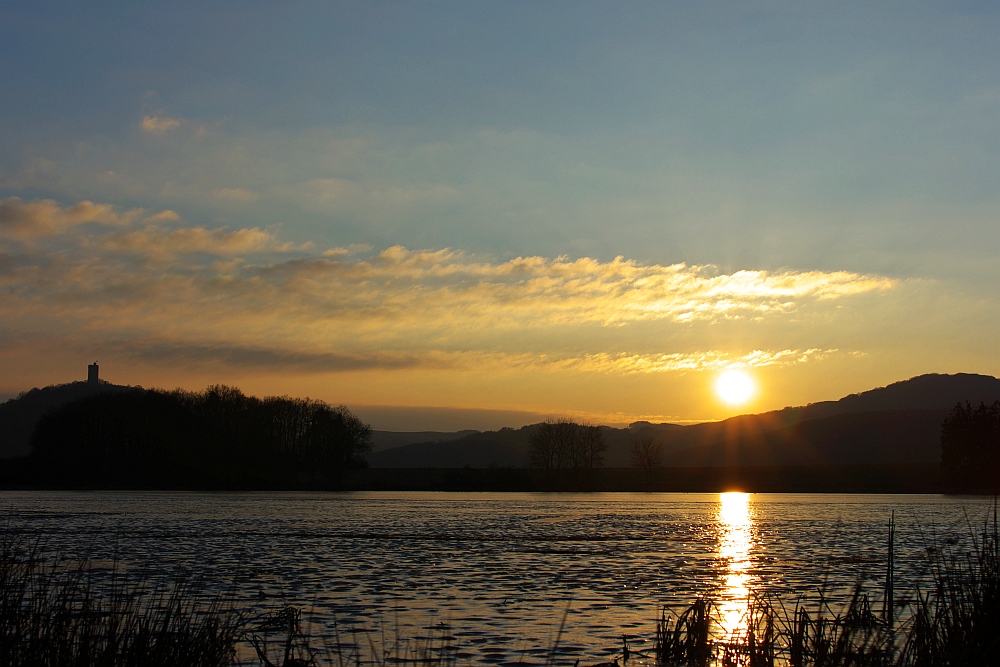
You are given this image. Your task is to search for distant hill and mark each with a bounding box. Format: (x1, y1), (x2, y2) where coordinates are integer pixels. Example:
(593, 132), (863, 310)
(0, 382), (142, 458)
(367, 426), (536, 467)
(370, 430), (479, 452)
(773, 373), (1000, 422)
(664, 409), (948, 466)
(368, 373), (1000, 468)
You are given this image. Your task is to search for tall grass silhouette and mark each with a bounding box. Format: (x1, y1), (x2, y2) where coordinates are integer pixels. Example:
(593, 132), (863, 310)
(654, 505), (1000, 666)
(0, 534), (242, 666)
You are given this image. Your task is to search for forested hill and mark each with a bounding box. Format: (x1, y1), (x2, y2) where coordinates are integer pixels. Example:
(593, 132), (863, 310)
(368, 373), (1000, 468)
(0, 381), (140, 458)
(1, 384), (372, 488)
(769, 373), (1000, 423)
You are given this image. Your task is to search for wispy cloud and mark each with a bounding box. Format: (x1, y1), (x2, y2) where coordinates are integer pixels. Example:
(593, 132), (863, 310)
(101, 226), (308, 260)
(568, 349), (837, 373)
(0, 197), (898, 376)
(144, 210), (181, 223)
(0, 336), (846, 378)
(0, 197), (143, 239)
(140, 115), (181, 134)
(246, 246), (894, 329)
(107, 340), (441, 372)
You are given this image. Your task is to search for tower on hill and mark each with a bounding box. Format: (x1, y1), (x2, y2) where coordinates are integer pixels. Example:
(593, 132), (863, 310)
(88, 362), (99, 385)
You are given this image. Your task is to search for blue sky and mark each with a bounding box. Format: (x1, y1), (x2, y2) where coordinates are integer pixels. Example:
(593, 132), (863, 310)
(2, 2), (999, 428)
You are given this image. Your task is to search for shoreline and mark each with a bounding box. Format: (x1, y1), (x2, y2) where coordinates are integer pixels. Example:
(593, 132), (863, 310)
(344, 463), (950, 493)
(0, 461), (965, 493)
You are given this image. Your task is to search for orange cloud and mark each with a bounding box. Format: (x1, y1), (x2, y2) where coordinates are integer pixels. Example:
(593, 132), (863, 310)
(140, 115), (181, 134)
(144, 210), (181, 223)
(101, 226), (306, 259)
(569, 349), (837, 373)
(0, 197), (144, 239)
(0, 197), (899, 378)
(248, 246), (895, 330)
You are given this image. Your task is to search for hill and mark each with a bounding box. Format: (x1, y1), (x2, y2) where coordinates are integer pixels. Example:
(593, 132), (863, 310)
(368, 373), (1000, 468)
(370, 430), (479, 452)
(773, 373), (1000, 422)
(0, 381), (141, 458)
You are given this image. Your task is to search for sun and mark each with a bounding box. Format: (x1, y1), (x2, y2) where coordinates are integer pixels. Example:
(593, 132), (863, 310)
(715, 369), (757, 406)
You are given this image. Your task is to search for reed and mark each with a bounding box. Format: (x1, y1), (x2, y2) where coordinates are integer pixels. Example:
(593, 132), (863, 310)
(654, 506), (1000, 667)
(0, 534), (243, 667)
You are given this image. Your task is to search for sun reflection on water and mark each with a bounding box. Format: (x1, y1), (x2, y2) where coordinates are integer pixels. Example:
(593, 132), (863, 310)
(717, 491), (753, 639)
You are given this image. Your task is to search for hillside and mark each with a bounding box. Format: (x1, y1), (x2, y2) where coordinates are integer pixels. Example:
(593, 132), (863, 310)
(773, 373), (1000, 422)
(370, 430), (479, 452)
(0, 381), (141, 458)
(666, 409), (947, 466)
(368, 373), (1000, 468)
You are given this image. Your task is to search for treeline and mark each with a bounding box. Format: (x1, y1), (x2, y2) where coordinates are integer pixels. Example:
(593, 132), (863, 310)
(528, 419), (606, 469)
(28, 385), (371, 488)
(941, 400), (1000, 491)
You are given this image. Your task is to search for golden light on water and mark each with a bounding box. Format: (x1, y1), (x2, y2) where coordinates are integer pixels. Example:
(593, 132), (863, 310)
(717, 491), (753, 638)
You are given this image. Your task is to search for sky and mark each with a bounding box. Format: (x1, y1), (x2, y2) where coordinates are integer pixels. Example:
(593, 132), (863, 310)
(2, 1), (1000, 430)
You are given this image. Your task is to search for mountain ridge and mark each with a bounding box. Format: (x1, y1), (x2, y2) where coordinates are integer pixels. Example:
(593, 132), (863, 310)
(368, 373), (1000, 468)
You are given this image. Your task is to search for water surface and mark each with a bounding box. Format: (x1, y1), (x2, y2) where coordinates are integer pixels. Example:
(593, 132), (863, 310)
(1, 491), (991, 665)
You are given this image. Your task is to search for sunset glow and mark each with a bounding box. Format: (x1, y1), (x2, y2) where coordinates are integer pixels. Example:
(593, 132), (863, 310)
(718, 492), (754, 638)
(716, 370), (757, 406)
(2, 3), (999, 429)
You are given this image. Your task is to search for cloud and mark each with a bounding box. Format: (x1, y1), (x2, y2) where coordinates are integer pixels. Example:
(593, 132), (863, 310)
(140, 115), (181, 134)
(1, 197), (900, 378)
(246, 246), (894, 330)
(323, 244), (372, 257)
(144, 210), (181, 222)
(3, 332), (838, 378)
(0, 197), (143, 239)
(107, 340), (442, 372)
(101, 226), (307, 259)
(569, 349), (837, 374)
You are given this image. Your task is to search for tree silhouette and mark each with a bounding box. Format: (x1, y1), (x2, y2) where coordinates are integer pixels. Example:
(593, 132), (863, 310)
(630, 433), (663, 470)
(29, 385), (371, 488)
(528, 419), (605, 469)
(941, 401), (1000, 490)
(574, 423), (606, 468)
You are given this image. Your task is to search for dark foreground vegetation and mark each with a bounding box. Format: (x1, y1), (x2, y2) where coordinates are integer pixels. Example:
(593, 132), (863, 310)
(4, 509), (1000, 667)
(653, 511), (1000, 667)
(0, 536), (242, 667)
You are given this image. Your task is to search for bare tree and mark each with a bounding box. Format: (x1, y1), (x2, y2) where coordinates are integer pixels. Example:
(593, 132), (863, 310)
(528, 421), (561, 469)
(530, 419), (606, 469)
(630, 433), (663, 470)
(575, 423), (606, 468)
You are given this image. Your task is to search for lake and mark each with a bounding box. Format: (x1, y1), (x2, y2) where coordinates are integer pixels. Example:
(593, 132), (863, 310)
(0, 491), (993, 665)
